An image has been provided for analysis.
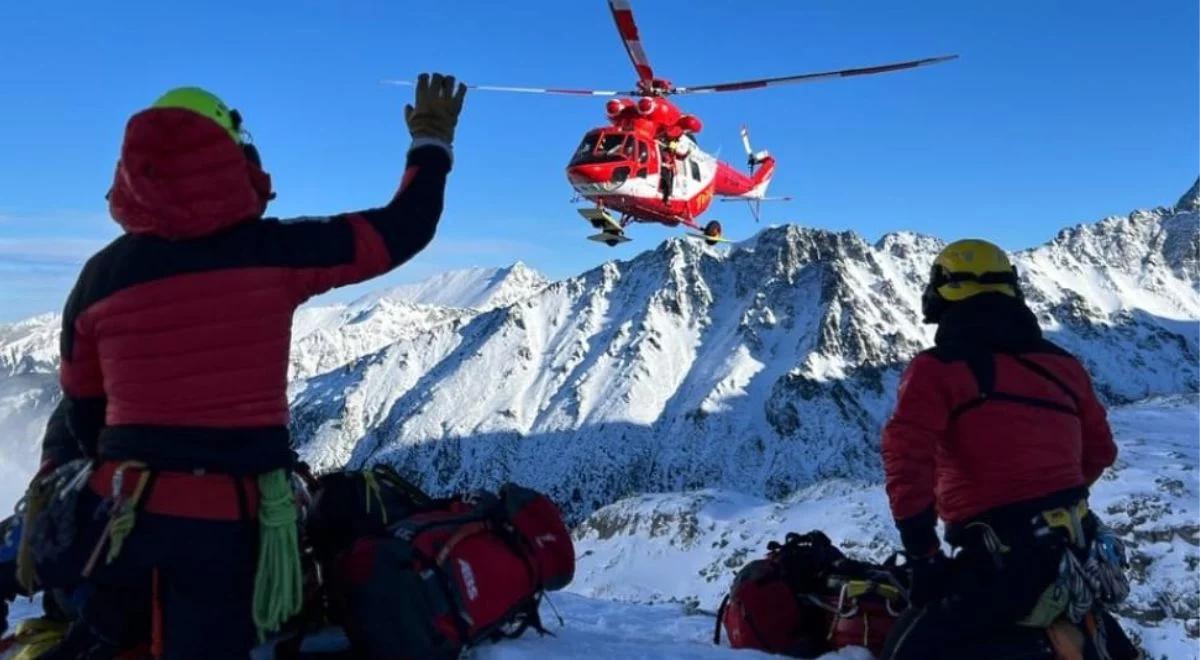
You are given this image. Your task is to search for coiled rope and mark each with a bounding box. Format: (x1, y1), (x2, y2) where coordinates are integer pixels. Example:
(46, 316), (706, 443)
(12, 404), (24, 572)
(252, 468), (303, 640)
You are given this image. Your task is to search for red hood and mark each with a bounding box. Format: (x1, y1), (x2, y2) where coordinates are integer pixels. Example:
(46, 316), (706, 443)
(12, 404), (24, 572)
(108, 108), (273, 240)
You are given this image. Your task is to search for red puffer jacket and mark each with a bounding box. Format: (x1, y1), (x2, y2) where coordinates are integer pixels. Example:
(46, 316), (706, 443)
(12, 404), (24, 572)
(56, 107), (452, 474)
(882, 294), (1116, 555)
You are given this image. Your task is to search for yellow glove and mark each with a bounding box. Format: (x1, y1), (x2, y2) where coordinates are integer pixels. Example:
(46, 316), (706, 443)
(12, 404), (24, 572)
(405, 72), (467, 145)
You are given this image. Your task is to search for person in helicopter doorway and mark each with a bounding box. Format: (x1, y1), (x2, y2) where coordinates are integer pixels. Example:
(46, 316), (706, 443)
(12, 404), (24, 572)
(879, 240), (1141, 659)
(659, 140), (676, 205)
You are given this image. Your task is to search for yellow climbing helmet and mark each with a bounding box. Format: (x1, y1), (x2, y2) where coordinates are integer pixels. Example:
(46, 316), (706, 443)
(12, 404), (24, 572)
(152, 87), (244, 144)
(150, 87), (265, 168)
(921, 239), (1022, 323)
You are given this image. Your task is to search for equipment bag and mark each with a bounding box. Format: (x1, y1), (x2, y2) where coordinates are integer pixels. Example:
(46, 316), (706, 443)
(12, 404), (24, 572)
(821, 574), (906, 656)
(335, 483), (574, 660)
(304, 465), (434, 564)
(713, 531), (847, 657)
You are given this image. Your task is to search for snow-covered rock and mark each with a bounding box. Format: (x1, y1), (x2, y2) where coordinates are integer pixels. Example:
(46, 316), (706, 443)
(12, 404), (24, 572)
(368, 261), (550, 311)
(0, 313), (59, 377)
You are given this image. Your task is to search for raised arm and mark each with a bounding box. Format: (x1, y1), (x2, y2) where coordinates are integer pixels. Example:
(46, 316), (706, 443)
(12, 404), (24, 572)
(248, 73), (468, 302)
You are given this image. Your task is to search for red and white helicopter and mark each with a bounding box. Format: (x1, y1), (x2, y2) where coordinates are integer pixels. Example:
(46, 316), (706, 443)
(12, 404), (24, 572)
(392, 1), (956, 246)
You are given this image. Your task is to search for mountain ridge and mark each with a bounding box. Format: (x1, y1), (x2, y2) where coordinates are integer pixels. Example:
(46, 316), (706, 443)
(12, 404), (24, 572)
(0, 185), (1196, 519)
(284, 185), (1197, 519)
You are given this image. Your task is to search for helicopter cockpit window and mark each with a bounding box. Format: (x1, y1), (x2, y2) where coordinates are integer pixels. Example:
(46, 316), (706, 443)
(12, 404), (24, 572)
(598, 134), (626, 157)
(571, 131), (602, 165)
(571, 132), (632, 165)
(638, 140), (649, 164)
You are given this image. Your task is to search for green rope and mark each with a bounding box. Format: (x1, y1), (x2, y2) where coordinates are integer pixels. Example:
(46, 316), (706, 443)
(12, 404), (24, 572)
(105, 503), (138, 565)
(363, 470), (389, 525)
(105, 468), (151, 567)
(252, 469), (303, 640)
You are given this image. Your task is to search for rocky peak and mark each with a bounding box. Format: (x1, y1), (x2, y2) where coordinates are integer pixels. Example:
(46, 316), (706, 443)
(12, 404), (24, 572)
(1175, 178), (1199, 213)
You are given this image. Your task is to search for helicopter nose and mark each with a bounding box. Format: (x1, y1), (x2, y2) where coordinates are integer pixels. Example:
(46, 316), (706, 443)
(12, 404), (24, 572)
(567, 163), (610, 185)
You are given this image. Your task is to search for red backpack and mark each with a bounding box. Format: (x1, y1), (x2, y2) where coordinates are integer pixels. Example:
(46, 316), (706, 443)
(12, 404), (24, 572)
(335, 483), (574, 660)
(822, 573), (906, 655)
(714, 532), (845, 657)
(715, 532), (909, 658)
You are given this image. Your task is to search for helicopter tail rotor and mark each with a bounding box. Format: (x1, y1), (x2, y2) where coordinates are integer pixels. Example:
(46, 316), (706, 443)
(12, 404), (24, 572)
(740, 125), (771, 172)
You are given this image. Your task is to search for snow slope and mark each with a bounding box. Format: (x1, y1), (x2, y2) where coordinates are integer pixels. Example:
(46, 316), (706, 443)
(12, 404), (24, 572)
(368, 262), (549, 311)
(570, 396), (1199, 659)
(6, 593), (876, 660)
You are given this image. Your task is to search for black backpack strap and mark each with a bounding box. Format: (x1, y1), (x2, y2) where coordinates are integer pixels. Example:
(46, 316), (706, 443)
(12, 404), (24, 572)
(950, 351), (1081, 420)
(949, 351), (995, 419)
(713, 593), (730, 645)
(371, 465), (434, 508)
(1009, 355), (1080, 411)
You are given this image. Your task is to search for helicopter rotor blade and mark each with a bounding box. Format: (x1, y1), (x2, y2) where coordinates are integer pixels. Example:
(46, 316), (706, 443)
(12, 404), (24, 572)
(718, 196), (793, 202)
(671, 55), (958, 95)
(381, 80), (630, 97)
(608, 0), (656, 84)
(740, 125), (753, 156)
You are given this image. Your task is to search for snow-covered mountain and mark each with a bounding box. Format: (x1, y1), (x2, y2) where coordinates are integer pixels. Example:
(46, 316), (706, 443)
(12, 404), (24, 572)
(367, 262), (549, 311)
(2, 187), (1196, 516)
(289, 182), (1199, 519)
(289, 263), (549, 381)
(0, 313), (60, 508)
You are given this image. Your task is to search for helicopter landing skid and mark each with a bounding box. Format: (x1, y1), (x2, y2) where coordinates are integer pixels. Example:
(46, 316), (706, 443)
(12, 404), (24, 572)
(578, 207), (625, 233)
(579, 207), (632, 247)
(587, 231), (632, 246)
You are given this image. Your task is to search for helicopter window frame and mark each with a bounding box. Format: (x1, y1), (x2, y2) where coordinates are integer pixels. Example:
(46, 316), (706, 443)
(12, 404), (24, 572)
(570, 130), (604, 166)
(570, 131), (632, 166)
(597, 133), (628, 158)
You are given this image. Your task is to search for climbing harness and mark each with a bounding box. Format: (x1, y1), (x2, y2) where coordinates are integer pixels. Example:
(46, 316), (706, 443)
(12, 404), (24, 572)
(82, 461), (150, 578)
(16, 459), (92, 591)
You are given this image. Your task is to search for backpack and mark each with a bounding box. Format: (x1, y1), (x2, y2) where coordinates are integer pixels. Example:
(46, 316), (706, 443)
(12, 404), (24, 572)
(820, 560), (907, 655)
(713, 531), (846, 657)
(334, 483), (574, 660)
(303, 464), (434, 564)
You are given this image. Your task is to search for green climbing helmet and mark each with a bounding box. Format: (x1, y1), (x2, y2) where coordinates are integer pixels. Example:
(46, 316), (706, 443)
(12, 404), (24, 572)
(152, 87), (243, 144)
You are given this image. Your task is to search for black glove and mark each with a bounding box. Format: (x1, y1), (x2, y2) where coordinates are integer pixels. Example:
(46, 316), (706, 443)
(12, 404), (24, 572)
(404, 72), (467, 145)
(907, 551), (950, 608)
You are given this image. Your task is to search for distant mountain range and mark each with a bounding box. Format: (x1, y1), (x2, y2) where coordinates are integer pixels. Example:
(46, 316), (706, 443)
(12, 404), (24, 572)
(287, 181), (1198, 520)
(1, 183), (1195, 518)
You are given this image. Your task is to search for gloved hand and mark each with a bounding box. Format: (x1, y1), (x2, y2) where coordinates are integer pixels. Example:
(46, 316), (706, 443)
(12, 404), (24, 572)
(404, 73), (467, 145)
(906, 551), (950, 608)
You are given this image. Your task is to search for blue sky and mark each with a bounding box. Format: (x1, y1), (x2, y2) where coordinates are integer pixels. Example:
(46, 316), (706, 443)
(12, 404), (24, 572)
(1, 1), (1196, 321)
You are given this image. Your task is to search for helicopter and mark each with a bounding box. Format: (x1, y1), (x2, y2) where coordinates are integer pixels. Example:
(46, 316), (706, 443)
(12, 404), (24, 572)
(389, 1), (957, 246)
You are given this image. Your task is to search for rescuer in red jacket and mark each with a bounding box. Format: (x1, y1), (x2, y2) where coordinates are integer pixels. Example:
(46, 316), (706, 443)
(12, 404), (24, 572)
(42, 74), (466, 658)
(878, 240), (1127, 659)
